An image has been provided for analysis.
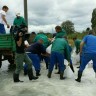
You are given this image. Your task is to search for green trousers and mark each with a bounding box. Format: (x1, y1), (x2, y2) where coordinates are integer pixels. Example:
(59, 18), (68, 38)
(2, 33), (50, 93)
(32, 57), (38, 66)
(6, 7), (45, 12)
(15, 53), (32, 74)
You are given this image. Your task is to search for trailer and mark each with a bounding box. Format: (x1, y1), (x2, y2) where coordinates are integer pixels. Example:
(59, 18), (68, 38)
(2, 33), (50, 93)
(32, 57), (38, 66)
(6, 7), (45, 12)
(0, 34), (16, 68)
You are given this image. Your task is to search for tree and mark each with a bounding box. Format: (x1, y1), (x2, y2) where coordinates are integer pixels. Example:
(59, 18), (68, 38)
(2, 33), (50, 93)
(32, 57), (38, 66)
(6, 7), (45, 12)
(61, 20), (75, 34)
(91, 8), (96, 32)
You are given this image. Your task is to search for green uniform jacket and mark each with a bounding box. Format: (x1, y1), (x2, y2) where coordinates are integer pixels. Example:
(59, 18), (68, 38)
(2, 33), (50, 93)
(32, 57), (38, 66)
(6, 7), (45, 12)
(55, 30), (67, 38)
(74, 39), (82, 53)
(51, 38), (70, 61)
(33, 33), (50, 48)
(13, 16), (26, 26)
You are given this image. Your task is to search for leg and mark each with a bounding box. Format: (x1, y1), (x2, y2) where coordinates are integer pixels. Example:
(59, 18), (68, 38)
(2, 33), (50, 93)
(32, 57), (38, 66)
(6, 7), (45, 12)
(43, 56), (50, 69)
(24, 53), (38, 80)
(13, 53), (24, 82)
(48, 52), (56, 78)
(76, 53), (91, 82)
(56, 53), (65, 80)
(92, 54), (96, 73)
(28, 53), (41, 76)
(69, 59), (75, 73)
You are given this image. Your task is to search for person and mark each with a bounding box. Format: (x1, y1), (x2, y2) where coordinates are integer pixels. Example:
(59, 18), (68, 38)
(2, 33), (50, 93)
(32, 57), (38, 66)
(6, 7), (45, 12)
(73, 37), (82, 68)
(47, 37), (71, 80)
(55, 26), (67, 39)
(28, 32), (36, 44)
(13, 13), (26, 27)
(73, 37), (81, 54)
(75, 30), (96, 82)
(13, 27), (38, 83)
(55, 36), (74, 74)
(33, 32), (50, 69)
(0, 5), (10, 34)
(24, 39), (47, 76)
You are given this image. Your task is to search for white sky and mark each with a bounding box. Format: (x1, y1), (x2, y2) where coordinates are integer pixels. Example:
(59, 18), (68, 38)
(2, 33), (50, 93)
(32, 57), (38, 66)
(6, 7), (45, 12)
(0, 0), (96, 33)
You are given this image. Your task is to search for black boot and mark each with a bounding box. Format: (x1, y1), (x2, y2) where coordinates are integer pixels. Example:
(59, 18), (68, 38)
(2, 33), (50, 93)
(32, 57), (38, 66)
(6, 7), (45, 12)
(75, 71), (82, 82)
(60, 72), (66, 80)
(36, 70), (41, 76)
(13, 73), (23, 83)
(47, 71), (52, 78)
(46, 63), (49, 69)
(28, 68), (38, 80)
(77, 66), (80, 68)
(70, 64), (75, 73)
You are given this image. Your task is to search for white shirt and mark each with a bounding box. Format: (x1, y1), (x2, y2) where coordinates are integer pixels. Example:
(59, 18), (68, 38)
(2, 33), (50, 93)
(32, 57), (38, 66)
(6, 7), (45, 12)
(0, 10), (6, 24)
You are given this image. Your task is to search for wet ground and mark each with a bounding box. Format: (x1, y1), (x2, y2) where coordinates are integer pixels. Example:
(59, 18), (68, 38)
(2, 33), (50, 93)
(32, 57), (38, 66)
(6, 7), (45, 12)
(0, 60), (96, 96)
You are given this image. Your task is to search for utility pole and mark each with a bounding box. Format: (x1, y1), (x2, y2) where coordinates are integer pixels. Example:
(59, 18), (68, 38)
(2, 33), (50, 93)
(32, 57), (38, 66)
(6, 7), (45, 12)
(24, 0), (28, 26)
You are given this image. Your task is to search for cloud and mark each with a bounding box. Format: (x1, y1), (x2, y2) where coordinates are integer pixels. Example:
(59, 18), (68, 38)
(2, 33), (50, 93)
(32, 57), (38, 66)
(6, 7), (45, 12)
(0, 0), (96, 32)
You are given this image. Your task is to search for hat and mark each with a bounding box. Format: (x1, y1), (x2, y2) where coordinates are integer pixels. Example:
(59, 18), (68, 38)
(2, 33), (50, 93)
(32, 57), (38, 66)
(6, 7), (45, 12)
(16, 13), (20, 16)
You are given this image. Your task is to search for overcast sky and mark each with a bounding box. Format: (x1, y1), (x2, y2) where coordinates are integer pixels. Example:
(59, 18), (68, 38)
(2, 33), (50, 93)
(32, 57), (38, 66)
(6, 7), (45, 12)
(0, 0), (96, 33)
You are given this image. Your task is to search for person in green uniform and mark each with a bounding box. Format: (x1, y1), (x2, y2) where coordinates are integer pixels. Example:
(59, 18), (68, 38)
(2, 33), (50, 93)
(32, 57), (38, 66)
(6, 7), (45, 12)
(55, 26), (67, 38)
(13, 13), (26, 27)
(47, 38), (70, 80)
(73, 37), (81, 54)
(73, 37), (82, 68)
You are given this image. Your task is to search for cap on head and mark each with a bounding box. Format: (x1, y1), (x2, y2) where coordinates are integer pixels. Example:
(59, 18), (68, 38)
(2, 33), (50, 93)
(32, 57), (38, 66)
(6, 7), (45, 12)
(16, 13), (20, 16)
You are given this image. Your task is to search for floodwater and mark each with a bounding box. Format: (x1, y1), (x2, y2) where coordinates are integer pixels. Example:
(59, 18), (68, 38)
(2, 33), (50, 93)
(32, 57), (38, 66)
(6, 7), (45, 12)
(0, 54), (96, 96)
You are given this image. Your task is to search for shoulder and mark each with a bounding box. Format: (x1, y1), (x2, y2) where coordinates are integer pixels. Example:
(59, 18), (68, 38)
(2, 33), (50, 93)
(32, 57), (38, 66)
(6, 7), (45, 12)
(0, 10), (6, 16)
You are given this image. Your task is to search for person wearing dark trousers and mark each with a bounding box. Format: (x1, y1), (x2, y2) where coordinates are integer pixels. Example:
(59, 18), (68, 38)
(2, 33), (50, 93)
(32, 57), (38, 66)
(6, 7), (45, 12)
(76, 30), (96, 82)
(33, 32), (50, 69)
(13, 30), (38, 83)
(24, 39), (47, 76)
(55, 44), (74, 74)
(47, 38), (70, 80)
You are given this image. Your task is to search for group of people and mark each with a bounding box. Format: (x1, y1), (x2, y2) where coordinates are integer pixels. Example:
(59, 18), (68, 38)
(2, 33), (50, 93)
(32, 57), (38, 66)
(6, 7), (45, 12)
(0, 5), (96, 83)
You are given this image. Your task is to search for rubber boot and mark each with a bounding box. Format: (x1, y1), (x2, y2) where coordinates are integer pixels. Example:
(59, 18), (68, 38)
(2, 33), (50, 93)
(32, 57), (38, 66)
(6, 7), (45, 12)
(28, 68), (38, 80)
(77, 66), (80, 68)
(70, 64), (75, 73)
(46, 63), (49, 69)
(47, 71), (52, 78)
(60, 72), (66, 80)
(36, 70), (41, 76)
(13, 73), (24, 83)
(75, 71), (82, 82)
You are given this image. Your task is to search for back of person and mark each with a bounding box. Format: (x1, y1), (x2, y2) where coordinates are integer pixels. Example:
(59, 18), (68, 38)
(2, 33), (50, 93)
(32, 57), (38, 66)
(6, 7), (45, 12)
(75, 39), (81, 48)
(51, 38), (67, 54)
(55, 29), (66, 38)
(26, 42), (46, 55)
(84, 35), (96, 53)
(33, 33), (49, 48)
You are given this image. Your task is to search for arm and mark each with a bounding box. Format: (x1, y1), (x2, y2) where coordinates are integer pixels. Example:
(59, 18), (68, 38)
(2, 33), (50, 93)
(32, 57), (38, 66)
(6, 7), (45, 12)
(2, 15), (9, 28)
(80, 41), (85, 54)
(17, 37), (22, 47)
(65, 43), (71, 62)
(16, 32), (23, 47)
